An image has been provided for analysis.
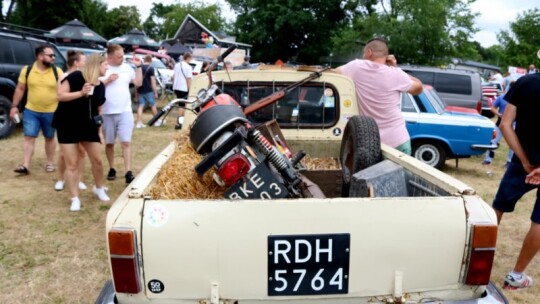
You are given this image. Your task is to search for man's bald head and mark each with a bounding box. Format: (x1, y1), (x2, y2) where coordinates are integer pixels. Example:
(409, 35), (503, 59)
(363, 37), (389, 61)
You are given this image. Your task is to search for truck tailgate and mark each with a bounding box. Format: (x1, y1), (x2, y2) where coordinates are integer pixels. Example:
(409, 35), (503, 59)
(140, 197), (466, 301)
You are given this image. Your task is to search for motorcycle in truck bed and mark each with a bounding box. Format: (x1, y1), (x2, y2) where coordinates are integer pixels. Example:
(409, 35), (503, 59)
(96, 46), (507, 304)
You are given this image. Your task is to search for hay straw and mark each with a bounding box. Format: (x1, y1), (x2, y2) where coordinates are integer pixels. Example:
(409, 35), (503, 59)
(302, 154), (340, 170)
(148, 133), (341, 200)
(148, 133), (225, 200)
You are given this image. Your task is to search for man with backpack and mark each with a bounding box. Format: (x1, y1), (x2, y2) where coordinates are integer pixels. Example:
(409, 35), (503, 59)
(10, 44), (63, 175)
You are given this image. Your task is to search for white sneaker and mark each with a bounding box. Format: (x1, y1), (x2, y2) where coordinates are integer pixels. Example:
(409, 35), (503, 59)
(93, 186), (110, 202)
(78, 181), (87, 190)
(136, 122), (146, 129)
(153, 120), (162, 127)
(54, 180), (64, 191)
(70, 197), (81, 212)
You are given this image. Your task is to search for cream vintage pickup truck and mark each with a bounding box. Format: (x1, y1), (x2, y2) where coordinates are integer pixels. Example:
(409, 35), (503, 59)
(96, 67), (508, 304)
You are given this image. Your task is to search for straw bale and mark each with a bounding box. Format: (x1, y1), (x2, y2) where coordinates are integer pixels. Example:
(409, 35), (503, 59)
(302, 155), (340, 170)
(148, 133), (340, 200)
(148, 133), (225, 199)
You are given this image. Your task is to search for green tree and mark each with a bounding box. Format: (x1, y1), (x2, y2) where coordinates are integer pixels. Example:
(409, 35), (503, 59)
(160, 1), (227, 41)
(333, 0), (479, 66)
(79, 0), (109, 37)
(227, 0), (358, 64)
(9, 0), (86, 30)
(497, 8), (540, 69)
(101, 5), (142, 39)
(142, 3), (176, 41)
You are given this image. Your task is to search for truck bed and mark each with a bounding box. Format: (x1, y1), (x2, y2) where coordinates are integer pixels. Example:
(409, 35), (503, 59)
(102, 142), (502, 303)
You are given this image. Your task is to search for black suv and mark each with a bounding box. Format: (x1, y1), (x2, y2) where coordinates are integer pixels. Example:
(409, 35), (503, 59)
(0, 27), (66, 139)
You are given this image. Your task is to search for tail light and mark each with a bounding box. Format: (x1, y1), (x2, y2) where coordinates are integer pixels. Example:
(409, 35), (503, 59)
(218, 153), (251, 186)
(108, 228), (141, 293)
(476, 100), (482, 114)
(465, 224), (497, 285)
(492, 129), (497, 140)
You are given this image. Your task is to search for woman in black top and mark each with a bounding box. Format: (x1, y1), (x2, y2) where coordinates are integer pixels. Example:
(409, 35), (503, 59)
(55, 54), (110, 211)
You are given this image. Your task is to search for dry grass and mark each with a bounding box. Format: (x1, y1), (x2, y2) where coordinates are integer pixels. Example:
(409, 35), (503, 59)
(0, 114), (538, 302)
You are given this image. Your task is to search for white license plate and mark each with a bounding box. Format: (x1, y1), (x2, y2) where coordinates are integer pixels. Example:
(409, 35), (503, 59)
(268, 234), (350, 296)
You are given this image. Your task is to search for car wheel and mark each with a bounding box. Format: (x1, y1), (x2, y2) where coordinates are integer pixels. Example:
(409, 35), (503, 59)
(340, 115), (382, 196)
(0, 95), (15, 140)
(412, 141), (446, 169)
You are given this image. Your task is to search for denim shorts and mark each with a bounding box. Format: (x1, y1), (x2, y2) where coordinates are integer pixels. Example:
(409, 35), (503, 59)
(138, 91), (156, 106)
(23, 108), (55, 138)
(492, 161), (540, 223)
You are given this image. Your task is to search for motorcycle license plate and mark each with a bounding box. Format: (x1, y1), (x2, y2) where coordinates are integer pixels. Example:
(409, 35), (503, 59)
(225, 163), (288, 199)
(268, 234), (350, 296)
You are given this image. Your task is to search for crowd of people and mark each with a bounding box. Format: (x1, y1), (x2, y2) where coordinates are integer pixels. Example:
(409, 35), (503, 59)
(9, 43), (146, 211)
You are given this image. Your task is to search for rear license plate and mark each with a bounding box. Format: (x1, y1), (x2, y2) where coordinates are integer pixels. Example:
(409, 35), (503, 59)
(268, 234), (350, 296)
(225, 163), (288, 199)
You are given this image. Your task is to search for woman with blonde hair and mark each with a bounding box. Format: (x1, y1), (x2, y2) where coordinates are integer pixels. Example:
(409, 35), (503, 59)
(54, 53), (109, 211)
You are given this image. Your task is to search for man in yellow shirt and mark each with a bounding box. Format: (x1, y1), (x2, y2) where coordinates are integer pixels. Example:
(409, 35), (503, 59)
(10, 44), (63, 175)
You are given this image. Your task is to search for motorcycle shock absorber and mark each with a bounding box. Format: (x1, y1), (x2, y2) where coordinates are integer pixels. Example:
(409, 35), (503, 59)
(250, 129), (303, 197)
(250, 129), (288, 172)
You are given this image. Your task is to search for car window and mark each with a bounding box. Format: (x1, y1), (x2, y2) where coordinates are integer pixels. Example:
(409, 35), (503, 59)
(401, 94), (417, 113)
(0, 37), (14, 64)
(435, 74), (472, 95)
(406, 71), (434, 85)
(424, 88), (446, 113)
(217, 81), (338, 128)
(51, 47), (66, 70)
(413, 95), (428, 113)
(11, 39), (34, 65)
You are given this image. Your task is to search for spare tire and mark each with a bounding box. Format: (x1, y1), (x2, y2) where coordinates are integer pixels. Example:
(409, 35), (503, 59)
(340, 115), (382, 196)
(189, 104), (248, 153)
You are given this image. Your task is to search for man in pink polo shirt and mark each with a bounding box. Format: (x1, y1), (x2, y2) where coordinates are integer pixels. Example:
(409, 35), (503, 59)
(335, 37), (423, 154)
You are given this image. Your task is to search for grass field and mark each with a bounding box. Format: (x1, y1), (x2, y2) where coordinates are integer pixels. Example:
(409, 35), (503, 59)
(0, 111), (538, 303)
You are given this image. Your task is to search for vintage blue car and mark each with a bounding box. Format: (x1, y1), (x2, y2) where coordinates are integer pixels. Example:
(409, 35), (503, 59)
(402, 86), (497, 168)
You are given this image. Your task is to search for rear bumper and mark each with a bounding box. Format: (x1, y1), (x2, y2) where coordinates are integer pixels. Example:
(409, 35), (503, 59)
(95, 281), (507, 304)
(446, 282), (508, 304)
(95, 280), (115, 304)
(471, 144), (498, 151)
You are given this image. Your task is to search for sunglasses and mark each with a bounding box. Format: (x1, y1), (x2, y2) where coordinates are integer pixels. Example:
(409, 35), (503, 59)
(42, 53), (55, 58)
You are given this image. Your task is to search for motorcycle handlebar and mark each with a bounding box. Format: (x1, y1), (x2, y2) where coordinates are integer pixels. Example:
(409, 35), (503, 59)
(147, 98), (193, 126)
(208, 44), (237, 73)
(147, 108), (167, 126)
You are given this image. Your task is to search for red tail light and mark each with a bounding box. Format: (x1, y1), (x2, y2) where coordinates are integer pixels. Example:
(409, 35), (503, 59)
(476, 100), (482, 114)
(492, 129), (497, 140)
(465, 225), (497, 285)
(109, 229), (141, 293)
(218, 153), (251, 186)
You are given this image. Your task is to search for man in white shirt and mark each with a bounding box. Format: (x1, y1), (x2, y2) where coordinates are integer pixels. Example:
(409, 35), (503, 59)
(100, 44), (142, 184)
(489, 70), (504, 85)
(172, 52), (193, 129)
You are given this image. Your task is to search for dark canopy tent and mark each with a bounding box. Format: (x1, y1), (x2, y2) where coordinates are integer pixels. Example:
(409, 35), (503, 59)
(47, 19), (107, 48)
(109, 28), (159, 51)
(162, 41), (191, 59)
(163, 14), (251, 50)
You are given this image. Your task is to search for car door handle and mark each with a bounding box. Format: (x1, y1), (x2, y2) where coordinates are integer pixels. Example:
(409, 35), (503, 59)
(407, 120), (418, 124)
